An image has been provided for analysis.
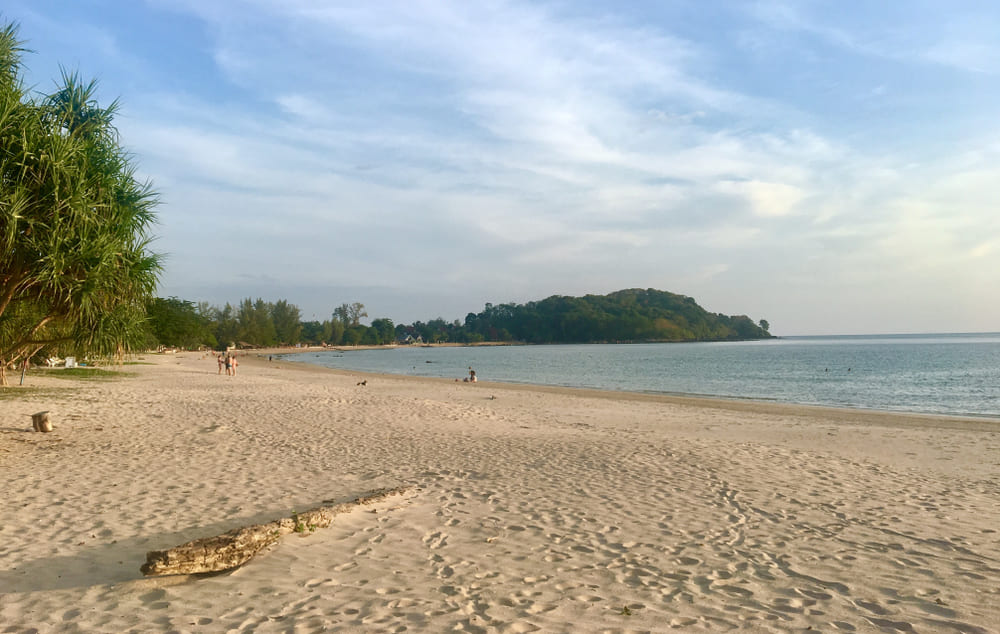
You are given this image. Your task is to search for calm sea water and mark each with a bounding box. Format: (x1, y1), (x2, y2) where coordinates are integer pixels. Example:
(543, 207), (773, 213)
(279, 334), (1000, 418)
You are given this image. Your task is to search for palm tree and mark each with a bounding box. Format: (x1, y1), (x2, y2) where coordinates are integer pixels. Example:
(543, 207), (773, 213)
(0, 22), (161, 384)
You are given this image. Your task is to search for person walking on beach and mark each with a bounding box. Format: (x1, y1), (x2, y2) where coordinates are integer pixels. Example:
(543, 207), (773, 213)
(218, 354), (224, 375)
(225, 354), (232, 376)
(231, 354), (238, 377)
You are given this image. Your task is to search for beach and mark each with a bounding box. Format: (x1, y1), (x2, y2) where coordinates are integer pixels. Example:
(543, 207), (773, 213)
(1, 353), (998, 632)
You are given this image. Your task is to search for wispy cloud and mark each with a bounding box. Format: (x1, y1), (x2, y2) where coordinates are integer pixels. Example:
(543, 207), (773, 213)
(747, 0), (1000, 74)
(8, 0), (999, 332)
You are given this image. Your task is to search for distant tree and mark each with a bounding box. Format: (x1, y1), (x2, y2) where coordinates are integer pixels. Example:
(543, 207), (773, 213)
(146, 297), (215, 349)
(196, 301), (217, 323)
(343, 325), (366, 346)
(759, 319), (770, 333)
(348, 302), (367, 326)
(271, 299), (302, 345)
(394, 323), (415, 342)
(360, 326), (380, 345)
(328, 319), (345, 345)
(333, 302), (367, 328)
(300, 320), (325, 345)
(370, 318), (395, 345)
(214, 303), (239, 350)
(0, 23), (161, 382)
(411, 320), (430, 343)
(333, 304), (350, 328)
(237, 298), (277, 346)
(425, 318), (450, 343)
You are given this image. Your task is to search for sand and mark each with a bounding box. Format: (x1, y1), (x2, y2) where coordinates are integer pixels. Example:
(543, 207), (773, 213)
(1, 351), (998, 633)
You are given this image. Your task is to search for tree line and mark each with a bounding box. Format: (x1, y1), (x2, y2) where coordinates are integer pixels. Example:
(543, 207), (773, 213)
(145, 289), (771, 350)
(145, 298), (393, 349)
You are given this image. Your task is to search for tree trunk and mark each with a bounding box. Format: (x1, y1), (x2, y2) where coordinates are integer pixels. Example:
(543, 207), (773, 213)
(32, 411), (52, 432)
(140, 486), (409, 576)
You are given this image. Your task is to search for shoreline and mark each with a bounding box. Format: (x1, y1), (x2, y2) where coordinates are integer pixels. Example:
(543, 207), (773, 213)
(253, 349), (1000, 429)
(3, 352), (998, 631)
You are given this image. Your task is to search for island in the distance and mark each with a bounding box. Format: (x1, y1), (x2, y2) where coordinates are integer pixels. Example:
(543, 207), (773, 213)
(455, 288), (771, 344)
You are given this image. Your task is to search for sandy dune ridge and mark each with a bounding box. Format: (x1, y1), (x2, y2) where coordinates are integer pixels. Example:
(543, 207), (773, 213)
(1, 352), (998, 632)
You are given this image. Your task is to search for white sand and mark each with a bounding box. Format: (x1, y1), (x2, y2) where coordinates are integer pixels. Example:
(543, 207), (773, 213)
(1, 352), (998, 633)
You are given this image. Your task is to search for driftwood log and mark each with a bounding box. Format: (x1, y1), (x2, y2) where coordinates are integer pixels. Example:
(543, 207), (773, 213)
(32, 411), (52, 433)
(140, 486), (409, 576)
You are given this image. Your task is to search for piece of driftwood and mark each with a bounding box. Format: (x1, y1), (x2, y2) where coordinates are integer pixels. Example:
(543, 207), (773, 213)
(140, 486), (409, 576)
(32, 411), (52, 433)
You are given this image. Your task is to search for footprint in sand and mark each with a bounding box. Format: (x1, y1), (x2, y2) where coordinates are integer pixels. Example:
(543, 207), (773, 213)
(865, 617), (916, 631)
(422, 531), (448, 549)
(717, 585), (754, 598)
(139, 589), (167, 604)
(854, 598), (891, 616)
(795, 587), (832, 601)
(303, 578), (338, 589)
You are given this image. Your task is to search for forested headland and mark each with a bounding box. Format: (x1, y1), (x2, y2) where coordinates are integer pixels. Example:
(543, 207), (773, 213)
(145, 289), (771, 350)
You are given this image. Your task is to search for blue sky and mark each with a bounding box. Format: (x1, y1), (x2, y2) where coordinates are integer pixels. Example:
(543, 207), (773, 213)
(6, 1), (999, 335)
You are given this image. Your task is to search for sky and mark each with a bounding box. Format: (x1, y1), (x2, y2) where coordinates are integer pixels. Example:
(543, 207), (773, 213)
(5, 1), (1000, 335)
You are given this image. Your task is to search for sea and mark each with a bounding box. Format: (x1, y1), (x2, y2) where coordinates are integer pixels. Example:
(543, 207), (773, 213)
(279, 333), (1000, 419)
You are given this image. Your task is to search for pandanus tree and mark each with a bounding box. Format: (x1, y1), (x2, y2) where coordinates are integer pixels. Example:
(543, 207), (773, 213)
(0, 22), (161, 384)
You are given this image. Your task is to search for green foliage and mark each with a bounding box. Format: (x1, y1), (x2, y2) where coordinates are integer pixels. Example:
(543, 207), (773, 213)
(145, 289), (768, 350)
(395, 289), (772, 344)
(328, 320), (345, 345)
(370, 318), (395, 345)
(333, 302), (367, 328)
(146, 297), (215, 349)
(469, 289), (772, 343)
(142, 296), (315, 350)
(238, 298), (278, 347)
(271, 300), (302, 345)
(299, 320), (328, 345)
(0, 386), (69, 400)
(213, 303), (239, 350)
(342, 325), (366, 346)
(35, 367), (128, 380)
(0, 22), (161, 383)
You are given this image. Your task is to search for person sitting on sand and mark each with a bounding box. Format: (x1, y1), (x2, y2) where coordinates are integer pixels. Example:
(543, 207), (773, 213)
(469, 369), (477, 383)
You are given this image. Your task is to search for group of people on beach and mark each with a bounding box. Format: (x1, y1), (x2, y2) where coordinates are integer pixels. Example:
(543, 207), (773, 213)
(217, 353), (238, 376)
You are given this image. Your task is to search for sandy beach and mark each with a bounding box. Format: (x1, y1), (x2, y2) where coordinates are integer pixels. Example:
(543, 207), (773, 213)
(1, 352), (998, 633)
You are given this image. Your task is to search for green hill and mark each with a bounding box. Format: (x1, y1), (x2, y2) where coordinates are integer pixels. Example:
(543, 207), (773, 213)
(463, 288), (771, 344)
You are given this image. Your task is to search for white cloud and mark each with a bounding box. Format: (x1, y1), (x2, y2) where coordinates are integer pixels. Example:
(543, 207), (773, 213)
(15, 0), (998, 333)
(719, 180), (804, 218)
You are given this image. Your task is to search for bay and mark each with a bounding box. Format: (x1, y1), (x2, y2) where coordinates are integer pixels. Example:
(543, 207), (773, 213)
(279, 333), (1000, 418)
